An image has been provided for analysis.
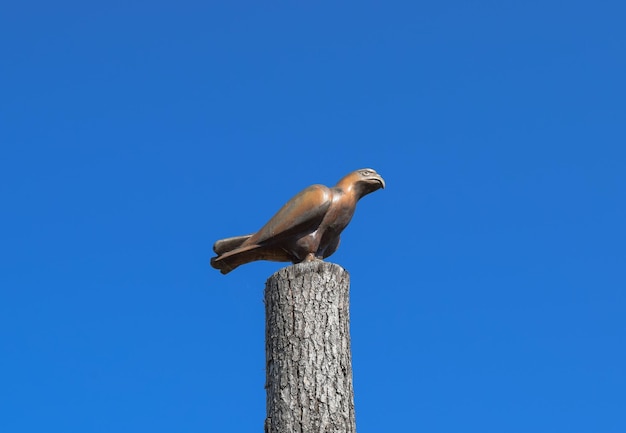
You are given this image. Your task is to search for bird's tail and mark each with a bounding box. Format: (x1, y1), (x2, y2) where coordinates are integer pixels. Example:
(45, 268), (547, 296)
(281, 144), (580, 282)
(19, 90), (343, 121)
(213, 234), (253, 255)
(211, 243), (267, 274)
(211, 234), (260, 275)
(210, 255), (240, 275)
(211, 238), (293, 275)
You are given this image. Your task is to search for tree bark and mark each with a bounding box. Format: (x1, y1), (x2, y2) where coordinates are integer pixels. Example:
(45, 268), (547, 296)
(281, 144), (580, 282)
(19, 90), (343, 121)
(264, 261), (356, 433)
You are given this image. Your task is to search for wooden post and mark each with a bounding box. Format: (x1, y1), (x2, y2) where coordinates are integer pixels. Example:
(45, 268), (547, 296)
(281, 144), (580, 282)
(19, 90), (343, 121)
(264, 261), (356, 433)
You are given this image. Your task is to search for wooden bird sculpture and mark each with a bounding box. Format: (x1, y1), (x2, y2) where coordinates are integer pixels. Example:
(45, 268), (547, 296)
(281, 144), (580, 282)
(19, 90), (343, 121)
(210, 168), (385, 274)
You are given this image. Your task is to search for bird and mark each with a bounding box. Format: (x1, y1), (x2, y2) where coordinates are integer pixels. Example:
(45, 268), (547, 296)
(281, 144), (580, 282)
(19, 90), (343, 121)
(210, 168), (385, 274)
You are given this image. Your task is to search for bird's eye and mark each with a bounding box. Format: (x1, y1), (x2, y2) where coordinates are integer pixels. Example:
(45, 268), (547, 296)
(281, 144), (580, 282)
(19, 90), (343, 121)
(361, 170), (371, 176)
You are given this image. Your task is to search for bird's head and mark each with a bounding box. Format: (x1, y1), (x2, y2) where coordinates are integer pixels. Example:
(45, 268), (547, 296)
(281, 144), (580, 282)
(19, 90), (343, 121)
(336, 168), (385, 198)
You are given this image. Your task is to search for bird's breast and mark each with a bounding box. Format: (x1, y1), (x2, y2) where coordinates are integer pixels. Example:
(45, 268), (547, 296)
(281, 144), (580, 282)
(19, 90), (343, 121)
(323, 198), (356, 232)
(284, 193), (357, 262)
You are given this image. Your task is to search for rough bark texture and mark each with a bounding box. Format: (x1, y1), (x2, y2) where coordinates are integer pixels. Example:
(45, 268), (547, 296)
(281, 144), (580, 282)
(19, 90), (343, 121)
(264, 261), (356, 433)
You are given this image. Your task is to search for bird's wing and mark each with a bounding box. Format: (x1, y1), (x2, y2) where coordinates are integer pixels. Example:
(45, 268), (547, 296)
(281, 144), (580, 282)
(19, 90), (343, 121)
(246, 184), (332, 246)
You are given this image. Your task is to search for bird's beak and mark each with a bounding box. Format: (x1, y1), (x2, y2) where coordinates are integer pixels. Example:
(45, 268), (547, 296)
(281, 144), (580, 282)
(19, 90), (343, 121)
(376, 175), (385, 189)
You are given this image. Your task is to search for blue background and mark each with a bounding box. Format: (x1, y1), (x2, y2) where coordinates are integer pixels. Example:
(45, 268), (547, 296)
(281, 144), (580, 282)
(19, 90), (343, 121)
(1, 1), (625, 432)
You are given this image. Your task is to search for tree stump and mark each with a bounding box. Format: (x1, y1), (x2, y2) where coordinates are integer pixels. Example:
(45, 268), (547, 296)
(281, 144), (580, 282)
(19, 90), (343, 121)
(264, 261), (356, 433)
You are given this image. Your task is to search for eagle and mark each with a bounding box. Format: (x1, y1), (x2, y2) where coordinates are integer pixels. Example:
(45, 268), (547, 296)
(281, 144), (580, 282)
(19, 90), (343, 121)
(210, 168), (385, 274)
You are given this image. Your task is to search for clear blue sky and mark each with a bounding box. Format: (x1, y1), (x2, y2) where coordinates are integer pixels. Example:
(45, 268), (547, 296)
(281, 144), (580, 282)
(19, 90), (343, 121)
(1, 1), (624, 432)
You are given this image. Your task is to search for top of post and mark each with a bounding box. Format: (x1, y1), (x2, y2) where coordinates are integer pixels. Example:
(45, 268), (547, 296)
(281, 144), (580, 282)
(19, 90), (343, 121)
(266, 261), (349, 285)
